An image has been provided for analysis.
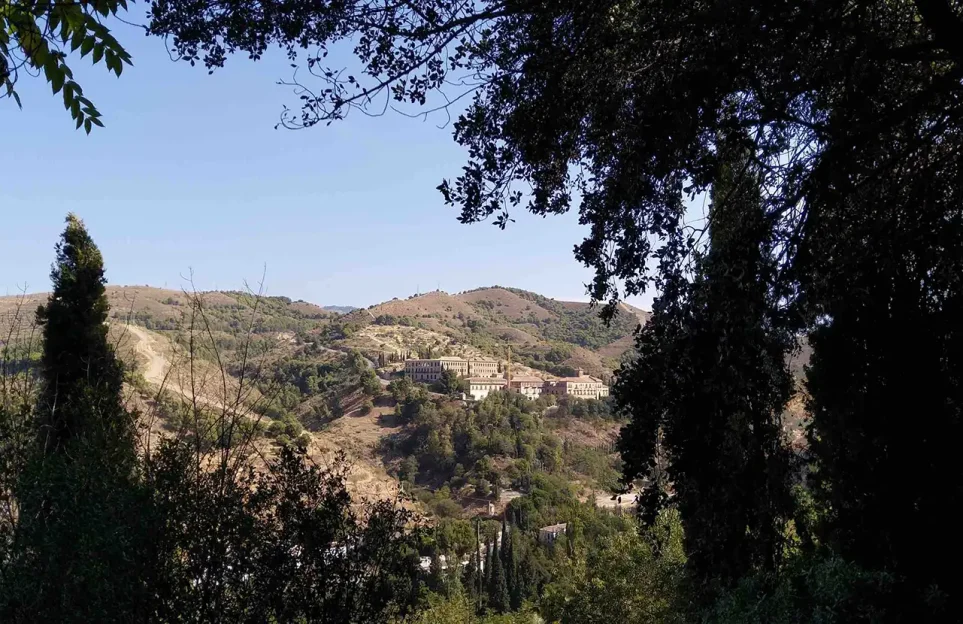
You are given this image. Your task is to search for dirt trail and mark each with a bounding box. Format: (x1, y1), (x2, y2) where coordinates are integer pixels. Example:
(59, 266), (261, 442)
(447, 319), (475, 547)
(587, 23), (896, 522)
(123, 324), (403, 503)
(126, 324), (169, 386)
(123, 323), (226, 409)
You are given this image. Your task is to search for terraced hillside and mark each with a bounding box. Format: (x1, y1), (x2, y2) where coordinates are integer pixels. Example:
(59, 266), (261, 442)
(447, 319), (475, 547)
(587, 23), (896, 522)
(335, 286), (649, 377)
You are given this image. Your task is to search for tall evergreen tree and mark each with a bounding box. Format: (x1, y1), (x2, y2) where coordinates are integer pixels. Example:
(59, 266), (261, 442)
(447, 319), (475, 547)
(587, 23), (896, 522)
(463, 551), (480, 608)
(483, 537), (494, 607)
(2, 214), (149, 622)
(35, 214), (133, 457)
(800, 167), (963, 614)
(487, 533), (509, 613)
(618, 140), (794, 592)
(502, 523), (523, 610)
(428, 552), (446, 595)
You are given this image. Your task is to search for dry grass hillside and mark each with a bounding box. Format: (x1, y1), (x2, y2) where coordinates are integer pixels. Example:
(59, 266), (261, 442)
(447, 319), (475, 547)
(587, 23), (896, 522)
(1, 283), (650, 510)
(343, 286), (649, 377)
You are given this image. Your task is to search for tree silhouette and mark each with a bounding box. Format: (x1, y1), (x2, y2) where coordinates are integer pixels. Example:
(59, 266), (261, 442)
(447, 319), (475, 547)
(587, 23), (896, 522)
(618, 140), (794, 592)
(3, 214), (150, 622)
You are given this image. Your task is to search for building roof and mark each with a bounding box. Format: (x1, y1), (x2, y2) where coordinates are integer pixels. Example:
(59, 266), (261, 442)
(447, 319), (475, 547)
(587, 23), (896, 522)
(466, 377), (507, 384)
(438, 356), (467, 361)
(553, 376), (605, 384)
(509, 376), (545, 384)
(539, 522), (568, 533)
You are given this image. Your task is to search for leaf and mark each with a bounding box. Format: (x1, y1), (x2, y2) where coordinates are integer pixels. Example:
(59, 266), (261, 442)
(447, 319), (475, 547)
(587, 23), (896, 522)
(33, 42), (49, 67)
(90, 117), (104, 128)
(51, 67), (65, 94)
(84, 118), (92, 134)
(80, 36), (94, 57)
(92, 43), (104, 64)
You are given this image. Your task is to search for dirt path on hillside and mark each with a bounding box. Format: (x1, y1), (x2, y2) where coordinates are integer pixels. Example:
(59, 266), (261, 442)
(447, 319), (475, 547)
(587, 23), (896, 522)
(126, 324), (169, 385)
(123, 324), (226, 409)
(124, 324), (404, 504)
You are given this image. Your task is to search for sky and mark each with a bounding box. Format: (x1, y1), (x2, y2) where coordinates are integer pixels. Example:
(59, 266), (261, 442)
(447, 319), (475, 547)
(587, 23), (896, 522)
(0, 22), (654, 309)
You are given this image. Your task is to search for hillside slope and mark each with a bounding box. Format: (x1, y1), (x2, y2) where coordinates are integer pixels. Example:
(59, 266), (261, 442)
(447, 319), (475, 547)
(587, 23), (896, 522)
(1, 284), (646, 511)
(342, 286), (648, 377)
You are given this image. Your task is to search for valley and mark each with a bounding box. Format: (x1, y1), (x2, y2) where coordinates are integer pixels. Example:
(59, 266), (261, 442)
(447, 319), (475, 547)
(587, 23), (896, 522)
(3, 284), (641, 519)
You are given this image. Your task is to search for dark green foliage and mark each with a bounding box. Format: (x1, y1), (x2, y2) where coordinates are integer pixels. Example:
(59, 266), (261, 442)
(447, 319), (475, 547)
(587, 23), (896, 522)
(1, 0), (131, 130)
(551, 396), (617, 421)
(437, 368), (469, 397)
(487, 535), (509, 613)
(540, 510), (686, 624)
(1, 215), (150, 622)
(483, 539), (494, 604)
(388, 391), (574, 493)
(617, 147), (794, 590)
(35, 214), (132, 456)
(800, 174), (963, 613)
(360, 368), (383, 396)
(463, 551), (481, 607)
(147, 443), (422, 623)
(704, 554), (895, 624)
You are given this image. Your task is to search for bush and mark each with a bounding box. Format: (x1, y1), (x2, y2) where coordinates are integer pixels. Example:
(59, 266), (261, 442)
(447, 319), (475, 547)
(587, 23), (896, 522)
(295, 431), (313, 449)
(704, 555), (897, 624)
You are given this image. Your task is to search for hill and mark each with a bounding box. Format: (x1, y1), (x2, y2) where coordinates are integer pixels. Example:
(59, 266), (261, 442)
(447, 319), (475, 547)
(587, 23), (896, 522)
(1, 284), (643, 513)
(338, 286), (648, 377)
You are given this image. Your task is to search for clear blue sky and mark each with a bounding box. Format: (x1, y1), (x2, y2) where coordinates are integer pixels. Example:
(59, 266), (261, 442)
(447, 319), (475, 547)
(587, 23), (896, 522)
(0, 22), (654, 309)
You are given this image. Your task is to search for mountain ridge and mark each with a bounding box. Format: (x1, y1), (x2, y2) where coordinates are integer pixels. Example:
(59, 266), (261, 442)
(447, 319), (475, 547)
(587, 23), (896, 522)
(1, 284), (649, 378)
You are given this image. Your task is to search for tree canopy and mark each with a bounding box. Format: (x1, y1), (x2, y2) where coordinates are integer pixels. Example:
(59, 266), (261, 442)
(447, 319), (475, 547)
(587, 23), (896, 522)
(1, 0), (131, 131)
(144, 0), (963, 308)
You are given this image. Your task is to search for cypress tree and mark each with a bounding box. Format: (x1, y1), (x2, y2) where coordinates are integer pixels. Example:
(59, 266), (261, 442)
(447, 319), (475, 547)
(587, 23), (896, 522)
(428, 552), (446, 594)
(463, 551), (479, 606)
(503, 524), (522, 610)
(487, 535), (509, 613)
(618, 139), (794, 591)
(801, 171), (963, 613)
(483, 537), (493, 607)
(35, 214), (133, 457)
(2, 214), (149, 622)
